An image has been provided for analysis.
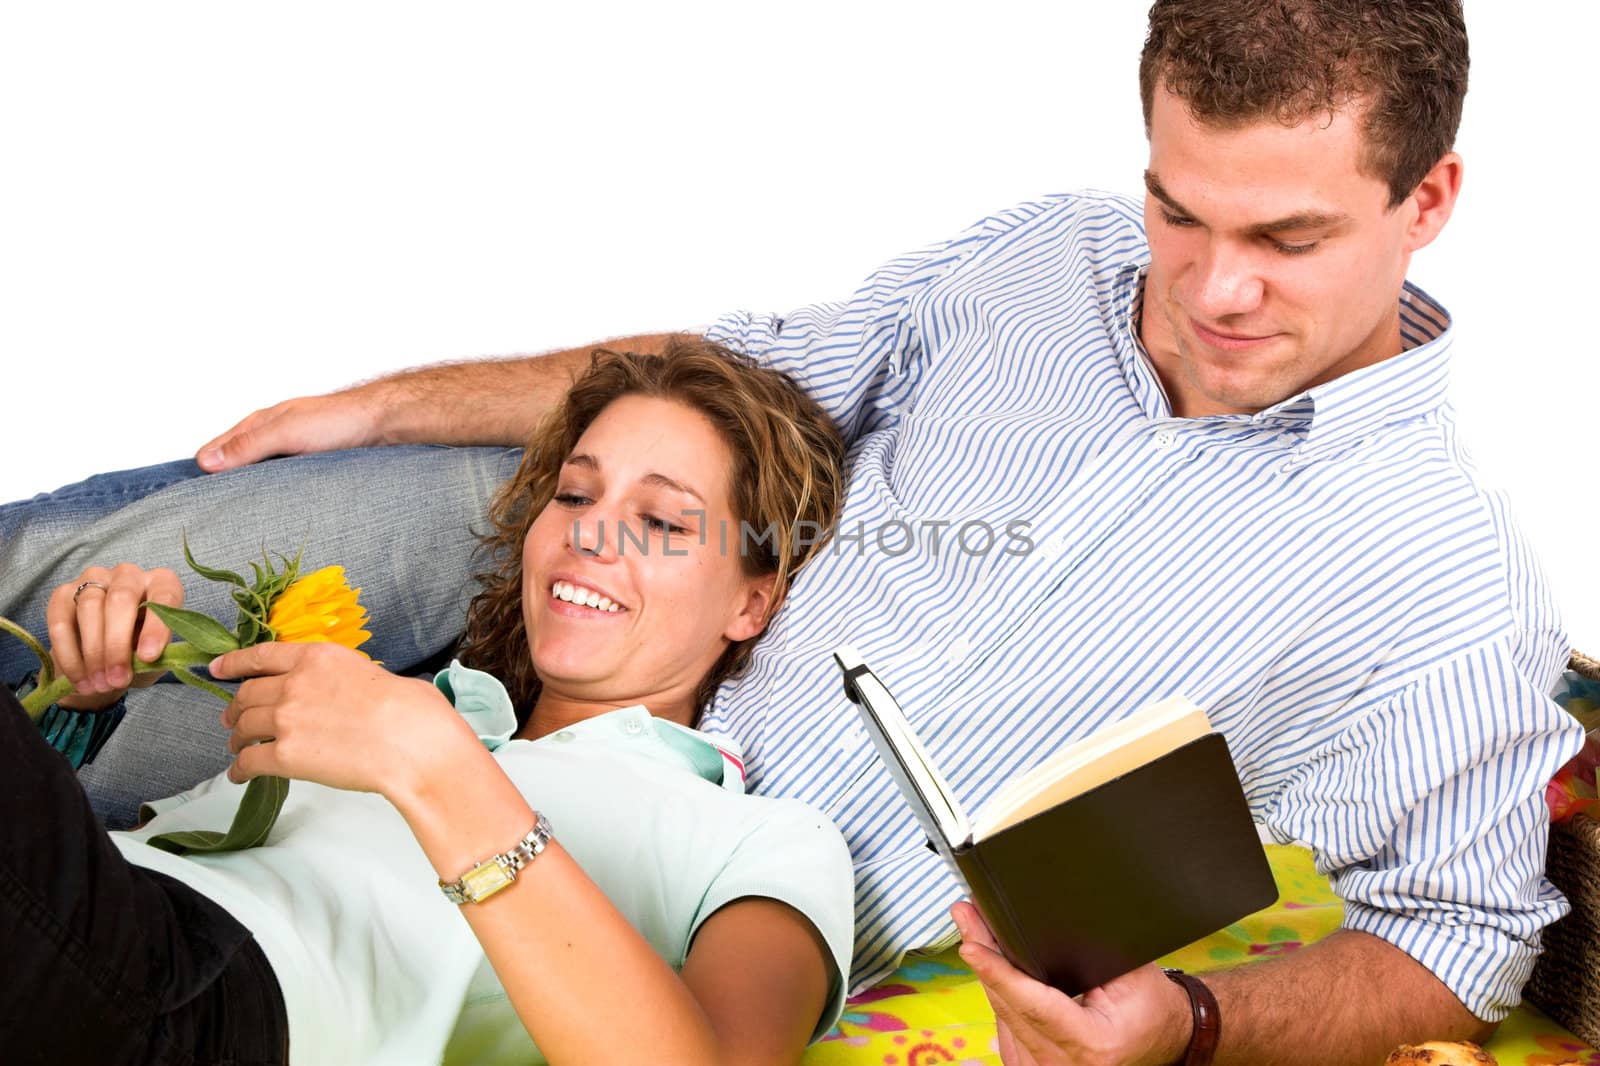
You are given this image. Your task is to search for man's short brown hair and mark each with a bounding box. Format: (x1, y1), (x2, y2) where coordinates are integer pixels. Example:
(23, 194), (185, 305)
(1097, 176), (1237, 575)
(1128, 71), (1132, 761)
(1139, 0), (1469, 207)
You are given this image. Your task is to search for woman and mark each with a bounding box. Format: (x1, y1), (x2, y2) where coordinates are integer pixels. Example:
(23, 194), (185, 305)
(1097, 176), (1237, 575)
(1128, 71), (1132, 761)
(3, 339), (851, 1065)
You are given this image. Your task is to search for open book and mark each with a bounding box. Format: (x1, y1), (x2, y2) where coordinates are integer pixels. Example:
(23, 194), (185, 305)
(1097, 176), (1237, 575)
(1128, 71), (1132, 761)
(834, 644), (1277, 994)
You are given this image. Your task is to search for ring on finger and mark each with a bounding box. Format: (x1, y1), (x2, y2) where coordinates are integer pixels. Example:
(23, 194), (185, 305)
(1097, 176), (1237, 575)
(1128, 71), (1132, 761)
(73, 580), (110, 606)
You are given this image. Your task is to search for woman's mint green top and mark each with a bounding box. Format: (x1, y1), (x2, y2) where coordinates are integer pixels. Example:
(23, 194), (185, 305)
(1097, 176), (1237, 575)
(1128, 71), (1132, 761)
(111, 662), (854, 1065)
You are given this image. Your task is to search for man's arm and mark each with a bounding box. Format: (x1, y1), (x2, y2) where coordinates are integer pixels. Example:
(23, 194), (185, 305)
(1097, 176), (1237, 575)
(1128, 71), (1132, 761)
(954, 905), (1490, 1066)
(1204, 931), (1492, 1062)
(195, 332), (685, 471)
(197, 200), (1047, 473)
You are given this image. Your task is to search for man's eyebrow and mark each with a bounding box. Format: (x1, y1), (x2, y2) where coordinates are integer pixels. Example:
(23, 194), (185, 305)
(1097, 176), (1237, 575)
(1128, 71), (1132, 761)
(1144, 170), (1184, 213)
(561, 454), (705, 504)
(1144, 169), (1351, 234)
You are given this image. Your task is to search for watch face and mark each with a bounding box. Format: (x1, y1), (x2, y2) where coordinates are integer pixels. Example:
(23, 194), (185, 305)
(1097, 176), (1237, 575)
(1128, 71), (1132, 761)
(460, 860), (514, 902)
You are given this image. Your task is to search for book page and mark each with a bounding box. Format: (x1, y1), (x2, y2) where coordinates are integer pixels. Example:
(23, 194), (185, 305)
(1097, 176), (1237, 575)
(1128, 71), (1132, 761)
(972, 696), (1211, 841)
(834, 645), (972, 848)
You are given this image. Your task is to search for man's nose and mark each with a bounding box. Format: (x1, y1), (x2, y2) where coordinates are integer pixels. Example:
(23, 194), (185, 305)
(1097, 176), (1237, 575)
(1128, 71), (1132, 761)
(1189, 242), (1266, 319)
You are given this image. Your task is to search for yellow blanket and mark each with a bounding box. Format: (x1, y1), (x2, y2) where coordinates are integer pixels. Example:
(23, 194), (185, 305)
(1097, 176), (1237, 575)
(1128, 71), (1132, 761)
(805, 845), (1594, 1066)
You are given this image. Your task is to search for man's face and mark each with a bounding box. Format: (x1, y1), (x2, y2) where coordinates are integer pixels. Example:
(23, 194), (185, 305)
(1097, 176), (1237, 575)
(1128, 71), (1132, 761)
(1140, 85), (1422, 418)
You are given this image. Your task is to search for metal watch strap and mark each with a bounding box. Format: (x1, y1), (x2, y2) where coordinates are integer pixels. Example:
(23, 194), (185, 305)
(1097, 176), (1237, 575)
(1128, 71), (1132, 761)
(439, 812), (553, 905)
(1164, 969), (1220, 1066)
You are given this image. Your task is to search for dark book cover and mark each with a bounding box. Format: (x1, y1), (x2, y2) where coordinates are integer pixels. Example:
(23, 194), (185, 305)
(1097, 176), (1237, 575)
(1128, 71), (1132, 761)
(954, 732), (1279, 994)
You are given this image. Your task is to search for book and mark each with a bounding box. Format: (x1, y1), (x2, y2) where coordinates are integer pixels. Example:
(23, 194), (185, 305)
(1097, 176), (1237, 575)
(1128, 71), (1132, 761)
(833, 644), (1278, 995)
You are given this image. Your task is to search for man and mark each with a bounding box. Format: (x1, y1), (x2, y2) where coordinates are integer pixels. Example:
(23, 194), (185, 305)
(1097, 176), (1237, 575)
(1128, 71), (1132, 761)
(1, 2), (1580, 1062)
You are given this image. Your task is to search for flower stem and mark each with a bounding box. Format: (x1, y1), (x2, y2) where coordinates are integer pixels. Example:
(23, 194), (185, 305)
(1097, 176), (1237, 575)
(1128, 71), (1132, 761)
(20, 676), (76, 721)
(0, 615), (54, 683)
(14, 640), (229, 722)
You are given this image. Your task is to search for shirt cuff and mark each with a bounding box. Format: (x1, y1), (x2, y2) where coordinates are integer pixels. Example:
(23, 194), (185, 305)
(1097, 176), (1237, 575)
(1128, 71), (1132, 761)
(1340, 897), (1551, 1022)
(702, 310), (780, 361)
(16, 671), (128, 770)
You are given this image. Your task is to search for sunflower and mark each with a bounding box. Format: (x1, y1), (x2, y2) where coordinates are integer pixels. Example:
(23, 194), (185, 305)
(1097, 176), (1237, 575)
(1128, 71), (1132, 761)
(266, 565), (372, 655)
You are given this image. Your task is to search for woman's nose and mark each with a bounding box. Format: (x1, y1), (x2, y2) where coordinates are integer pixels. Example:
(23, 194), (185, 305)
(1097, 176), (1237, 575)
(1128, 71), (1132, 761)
(568, 516), (618, 561)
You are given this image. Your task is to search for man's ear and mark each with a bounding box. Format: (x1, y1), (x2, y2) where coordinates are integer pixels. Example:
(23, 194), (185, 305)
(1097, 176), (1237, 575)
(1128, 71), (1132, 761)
(1403, 151), (1463, 253)
(724, 573), (779, 643)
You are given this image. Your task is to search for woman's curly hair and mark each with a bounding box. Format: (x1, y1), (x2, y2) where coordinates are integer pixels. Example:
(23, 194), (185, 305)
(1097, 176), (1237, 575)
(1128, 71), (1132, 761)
(456, 336), (846, 725)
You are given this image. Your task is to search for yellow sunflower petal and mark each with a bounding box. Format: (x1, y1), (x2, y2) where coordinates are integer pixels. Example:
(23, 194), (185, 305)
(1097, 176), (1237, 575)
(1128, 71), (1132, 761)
(267, 565), (372, 657)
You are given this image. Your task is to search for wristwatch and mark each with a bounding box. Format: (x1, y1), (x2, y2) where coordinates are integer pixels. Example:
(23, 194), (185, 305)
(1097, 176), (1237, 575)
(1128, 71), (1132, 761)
(438, 812), (554, 904)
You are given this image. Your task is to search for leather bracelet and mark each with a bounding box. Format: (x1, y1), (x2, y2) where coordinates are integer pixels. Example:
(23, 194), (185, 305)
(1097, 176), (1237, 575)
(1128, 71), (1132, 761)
(1163, 968), (1220, 1066)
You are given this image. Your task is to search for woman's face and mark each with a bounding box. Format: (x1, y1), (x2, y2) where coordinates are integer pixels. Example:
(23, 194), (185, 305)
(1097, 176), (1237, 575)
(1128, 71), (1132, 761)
(520, 394), (773, 721)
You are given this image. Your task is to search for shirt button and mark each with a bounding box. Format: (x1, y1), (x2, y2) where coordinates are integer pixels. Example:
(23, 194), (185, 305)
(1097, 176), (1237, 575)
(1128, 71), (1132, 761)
(1039, 534), (1066, 560)
(946, 636), (971, 666)
(623, 718), (646, 736)
(553, 731), (575, 743)
(1153, 428), (1178, 450)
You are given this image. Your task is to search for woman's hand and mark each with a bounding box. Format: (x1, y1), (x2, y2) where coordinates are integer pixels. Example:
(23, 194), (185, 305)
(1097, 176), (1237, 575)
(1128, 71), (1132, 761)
(211, 641), (482, 801)
(46, 563), (183, 710)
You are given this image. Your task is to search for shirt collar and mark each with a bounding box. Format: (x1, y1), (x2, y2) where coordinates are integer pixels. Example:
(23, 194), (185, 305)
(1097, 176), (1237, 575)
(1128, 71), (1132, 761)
(433, 660), (746, 792)
(1112, 261), (1454, 464)
(1288, 283), (1453, 465)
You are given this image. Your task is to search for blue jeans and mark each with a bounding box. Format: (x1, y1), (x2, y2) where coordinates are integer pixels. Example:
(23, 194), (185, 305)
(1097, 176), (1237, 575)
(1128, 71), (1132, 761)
(0, 446), (522, 826)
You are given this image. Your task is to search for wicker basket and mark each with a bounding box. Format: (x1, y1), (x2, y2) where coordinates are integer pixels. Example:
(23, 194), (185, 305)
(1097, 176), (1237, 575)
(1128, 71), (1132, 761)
(1525, 651), (1600, 1047)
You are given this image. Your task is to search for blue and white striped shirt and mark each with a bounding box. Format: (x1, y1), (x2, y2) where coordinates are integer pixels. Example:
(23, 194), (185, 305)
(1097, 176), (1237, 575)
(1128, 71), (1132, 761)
(703, 191), (1581, 1021)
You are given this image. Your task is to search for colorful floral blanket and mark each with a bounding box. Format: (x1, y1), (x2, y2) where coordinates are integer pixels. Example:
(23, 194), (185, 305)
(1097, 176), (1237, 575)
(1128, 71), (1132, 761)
(804, 845), (1594, 1066)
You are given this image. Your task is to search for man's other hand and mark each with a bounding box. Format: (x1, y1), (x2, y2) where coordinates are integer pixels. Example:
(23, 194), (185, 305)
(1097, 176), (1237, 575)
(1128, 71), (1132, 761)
(196, 390), (382, 472)
(951, 901), (1193, 1066)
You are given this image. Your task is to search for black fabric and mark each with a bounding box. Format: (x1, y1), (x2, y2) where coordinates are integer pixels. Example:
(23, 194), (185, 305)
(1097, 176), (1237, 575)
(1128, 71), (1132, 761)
(0, 685), (287, 1063)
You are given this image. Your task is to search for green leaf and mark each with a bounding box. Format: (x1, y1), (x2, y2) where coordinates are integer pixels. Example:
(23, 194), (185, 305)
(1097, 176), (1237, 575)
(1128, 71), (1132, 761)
(145, 775), (290, 854)
(234, 617), (262, 648)
(143, 829), (226, 853)
(145, 604), (242, 657)
(170, 664), (236, 703)
(231, 588), (271, 646)
(182, 533), (247, 588)
(231, 546), (301, 646)
(243, 595), (278, 644)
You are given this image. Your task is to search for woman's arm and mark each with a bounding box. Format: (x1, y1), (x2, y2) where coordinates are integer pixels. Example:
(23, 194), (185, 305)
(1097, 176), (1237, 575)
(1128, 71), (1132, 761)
(398, 748), (832, 1065)
(213, 641), (835, 1065)
(678, 897), (834, 1063)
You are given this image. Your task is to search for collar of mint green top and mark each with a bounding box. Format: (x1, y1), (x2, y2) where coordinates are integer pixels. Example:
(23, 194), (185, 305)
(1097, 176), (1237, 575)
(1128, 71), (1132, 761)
(431, 660), (743, 791)
(1113, 263), (1453, 466)
(432, 660), (520, 747)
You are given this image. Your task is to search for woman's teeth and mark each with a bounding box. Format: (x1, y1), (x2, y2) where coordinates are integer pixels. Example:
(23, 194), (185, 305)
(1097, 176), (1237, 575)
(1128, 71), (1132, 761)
(552, 580), (622, 612)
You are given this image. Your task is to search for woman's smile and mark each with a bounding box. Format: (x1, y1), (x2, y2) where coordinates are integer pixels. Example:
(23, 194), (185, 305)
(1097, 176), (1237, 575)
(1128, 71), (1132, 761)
(548, 578), (627, 615)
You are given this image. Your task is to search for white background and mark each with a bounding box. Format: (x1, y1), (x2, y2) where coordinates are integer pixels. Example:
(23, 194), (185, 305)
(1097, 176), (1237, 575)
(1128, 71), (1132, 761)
(3, 3), (1596, 645)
